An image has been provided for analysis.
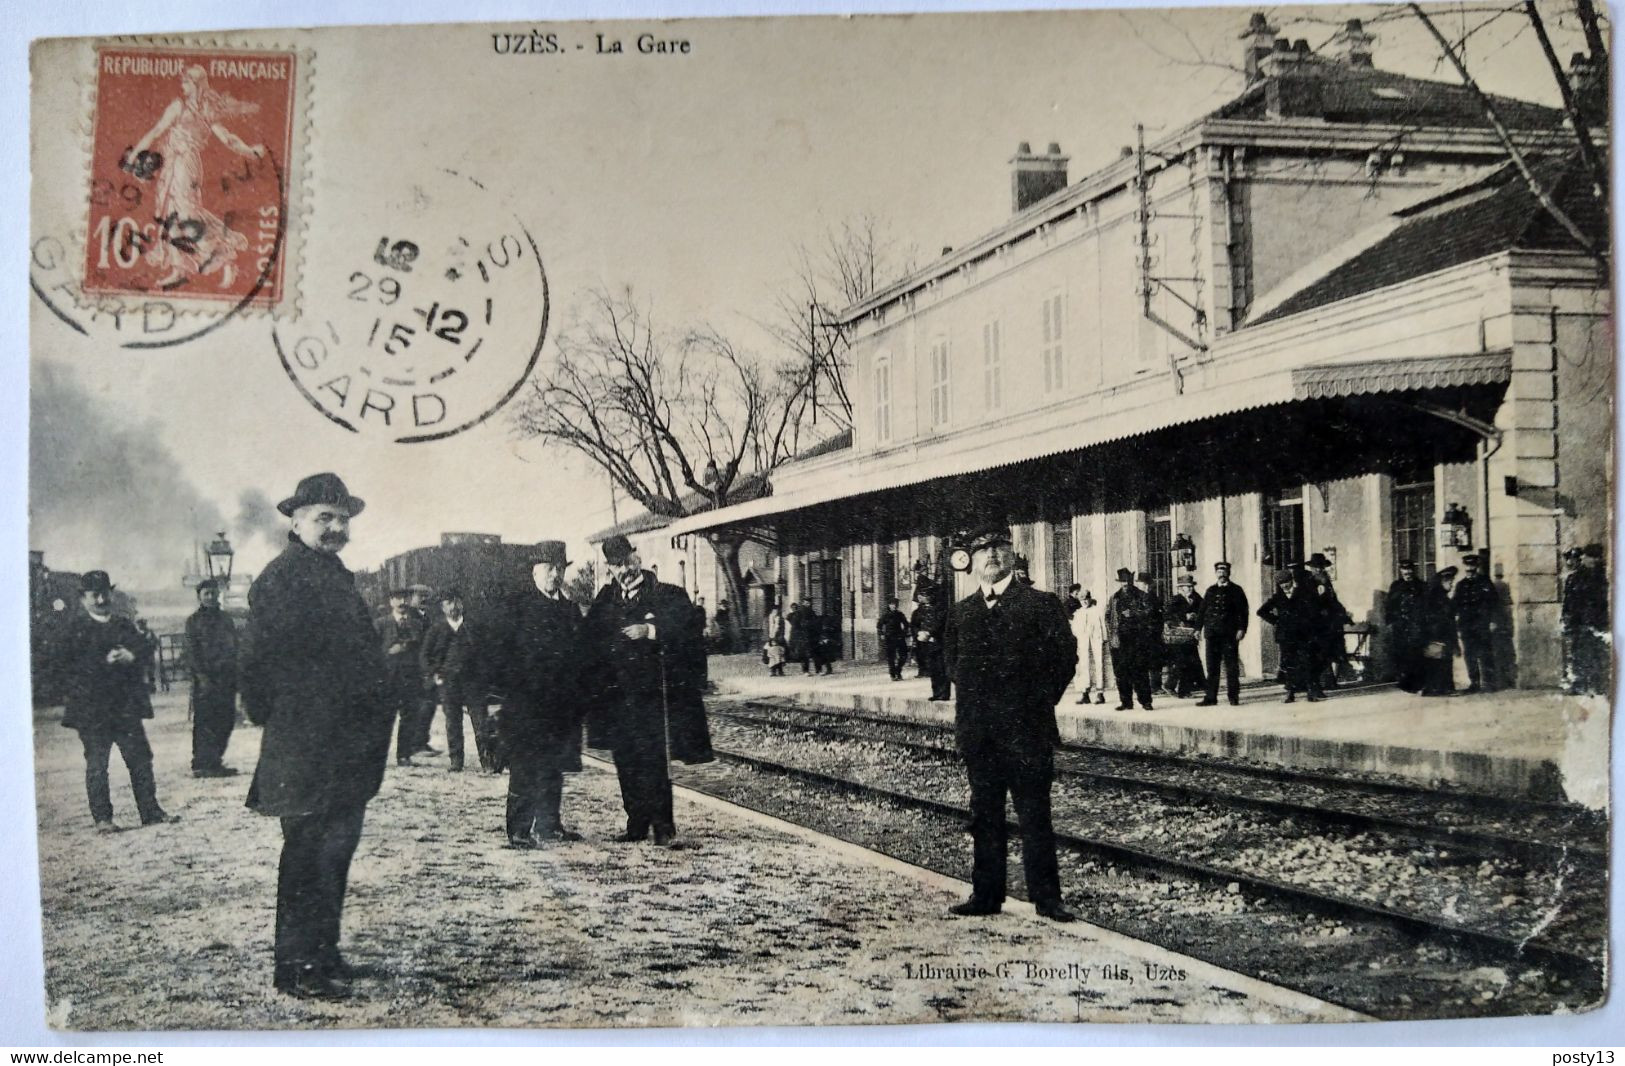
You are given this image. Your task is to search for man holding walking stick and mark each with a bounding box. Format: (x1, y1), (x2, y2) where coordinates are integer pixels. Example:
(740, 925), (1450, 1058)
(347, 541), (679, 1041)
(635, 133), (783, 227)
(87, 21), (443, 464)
(586, 535), (713, 846)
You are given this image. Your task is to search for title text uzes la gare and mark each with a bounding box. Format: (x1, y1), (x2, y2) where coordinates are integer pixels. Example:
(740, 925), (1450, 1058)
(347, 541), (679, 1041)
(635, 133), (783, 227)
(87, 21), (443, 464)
(491, 30), (692, 56)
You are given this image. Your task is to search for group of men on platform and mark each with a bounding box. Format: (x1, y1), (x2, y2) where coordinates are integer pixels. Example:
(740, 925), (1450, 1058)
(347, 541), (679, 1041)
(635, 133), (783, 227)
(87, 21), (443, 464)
(55, 473), (714, 1002)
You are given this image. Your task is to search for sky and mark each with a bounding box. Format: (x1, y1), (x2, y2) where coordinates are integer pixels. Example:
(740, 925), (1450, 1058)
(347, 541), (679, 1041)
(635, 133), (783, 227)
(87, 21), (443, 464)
(25, 0), (1595, 594)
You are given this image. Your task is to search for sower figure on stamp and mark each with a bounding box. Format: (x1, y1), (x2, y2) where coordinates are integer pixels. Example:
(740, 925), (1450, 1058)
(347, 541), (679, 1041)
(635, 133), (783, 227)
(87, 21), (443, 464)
(185, 578), (240, 777)
(423, 589), (499, 773)
(239, 473), (393, 1001)
(375, 589), (426, 768)
(1196, 561), (1248, 707)
(586, 535), (714, 846)
(499, 541), (587, 847)
(59, 571), (179, 832)
(943, 523), (1078, 922)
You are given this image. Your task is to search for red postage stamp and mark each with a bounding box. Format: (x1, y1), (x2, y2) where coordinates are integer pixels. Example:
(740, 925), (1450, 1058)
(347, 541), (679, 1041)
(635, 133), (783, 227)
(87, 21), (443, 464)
(83, 47), (296, 308)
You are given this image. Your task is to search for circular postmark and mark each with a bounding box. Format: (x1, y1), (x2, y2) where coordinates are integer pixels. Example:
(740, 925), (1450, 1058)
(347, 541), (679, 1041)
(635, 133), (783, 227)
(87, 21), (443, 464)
(270, 169), (548, 443)
(31, 45), (301, 349)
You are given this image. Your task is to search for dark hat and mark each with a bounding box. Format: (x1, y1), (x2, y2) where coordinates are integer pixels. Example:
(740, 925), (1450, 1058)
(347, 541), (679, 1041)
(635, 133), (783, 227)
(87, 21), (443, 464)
(601, 534), (636, 565)
(195, 578), (218, 593)
(439, 587), (463, 602)
(1562, 546), (1584, 560)
(531, 540), (572, 568)
(1115, 567), (1133, 582)
(1274, 568), (1296, 585)
(80, 570), (114, 593)
(960, 522), (1013, 553)
(1176, 574), (1196, 587)
(1462, 554), (1481, 567)
(1306, 552), (1332, 568)
(1398, 559), (1417, 569)
(1437, 566), (1459, 580)
(1213, 560), (1232, 571)
(277, 472), (365, 517)
(387, 587), (409, 600)
(1583, 543), (1605, 559)
(1136, 571), (1152, 584)
(1013, 553), (1030, 571)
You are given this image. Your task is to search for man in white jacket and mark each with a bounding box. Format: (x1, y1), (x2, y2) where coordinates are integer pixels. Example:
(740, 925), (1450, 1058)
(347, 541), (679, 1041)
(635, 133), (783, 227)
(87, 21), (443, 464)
(1070, 589), (1107, 705)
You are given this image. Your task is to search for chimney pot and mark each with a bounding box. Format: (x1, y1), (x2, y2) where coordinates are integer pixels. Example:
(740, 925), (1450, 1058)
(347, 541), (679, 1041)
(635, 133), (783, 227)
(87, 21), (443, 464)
(1009, 140), (1070, 214)
(1330, 18), (1376, 67)
(941, 246), (954, 256)
(1293, 39), (1311, 55)
(1245, 12), (1270, 33)
(1273, 37), (1291, 52)
(1346, 18), (1363, 32)
(1120, 146), (1134, 158)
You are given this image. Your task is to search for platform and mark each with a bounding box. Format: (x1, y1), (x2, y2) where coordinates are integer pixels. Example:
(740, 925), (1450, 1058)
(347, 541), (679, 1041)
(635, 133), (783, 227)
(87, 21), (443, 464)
(708, 655), (1612, 808)
(33, 692), (1359, 1030)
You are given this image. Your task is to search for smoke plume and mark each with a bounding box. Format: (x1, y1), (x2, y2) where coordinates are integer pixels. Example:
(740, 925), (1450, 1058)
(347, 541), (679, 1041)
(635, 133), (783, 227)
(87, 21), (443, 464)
(30, 360), (229, 591)
(234, 488), (285, 552)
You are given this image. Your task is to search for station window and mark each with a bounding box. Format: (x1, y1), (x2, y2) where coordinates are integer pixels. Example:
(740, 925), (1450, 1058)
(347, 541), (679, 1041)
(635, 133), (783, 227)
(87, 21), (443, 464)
(982, 319), (1003, 412)
(929, 337), (951, 428)
(1041, 293), (1064, 393)
(873, 355), (892, 445)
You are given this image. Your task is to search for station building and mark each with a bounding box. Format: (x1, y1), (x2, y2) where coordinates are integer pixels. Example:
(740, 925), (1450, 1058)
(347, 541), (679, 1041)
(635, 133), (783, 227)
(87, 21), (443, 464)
(623, 20), (1612, 688)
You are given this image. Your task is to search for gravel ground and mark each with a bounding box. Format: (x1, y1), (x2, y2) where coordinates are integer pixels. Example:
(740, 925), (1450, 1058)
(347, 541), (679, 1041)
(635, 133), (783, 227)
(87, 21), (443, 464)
(33, 690), (1350, 1031)
(703, 718), (1589, 948)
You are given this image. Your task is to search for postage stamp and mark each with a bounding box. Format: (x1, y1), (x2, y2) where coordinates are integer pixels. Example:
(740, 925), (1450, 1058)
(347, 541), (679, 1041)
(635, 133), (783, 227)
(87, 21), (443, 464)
(85, 47), (294, 307)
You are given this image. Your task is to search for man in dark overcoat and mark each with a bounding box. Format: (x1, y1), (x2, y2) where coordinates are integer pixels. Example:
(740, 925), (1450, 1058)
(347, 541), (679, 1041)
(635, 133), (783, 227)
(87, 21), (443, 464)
(1196, 561), (1248, 706)
(877, 597), (910, 680)
(1562, 545), (1610, 695)
(943, 524), (1077, 922)
(1303, 554), (1352, 690)
(376, 589), (426, 767)
(586, 535), (713, 846)
(1452, 554), (1498, 694)
(423, 589), (498, 772)
(1257, 568), (1322, 703)
(1385, 560), (1428, 693)
(1163, 575), (1206, 698)
(499, 541), (587, 846)
(59, 570), (178, 831)
(911, 588), (952, 700)
(185, 578), (240, 777)
(239, 473), (392, 1001)
(1106, 568), (1157, 711)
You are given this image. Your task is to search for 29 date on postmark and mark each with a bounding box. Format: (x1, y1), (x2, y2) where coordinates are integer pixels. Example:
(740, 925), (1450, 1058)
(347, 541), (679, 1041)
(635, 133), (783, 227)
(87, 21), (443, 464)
(31, 43), (305, 348)
(270, 168), (550, 443)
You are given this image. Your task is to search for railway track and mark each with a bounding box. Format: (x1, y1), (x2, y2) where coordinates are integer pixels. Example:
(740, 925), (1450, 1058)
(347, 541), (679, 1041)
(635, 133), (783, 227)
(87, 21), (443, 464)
(713, 699), (1607, 869)
(667, 699), (1606, 1020)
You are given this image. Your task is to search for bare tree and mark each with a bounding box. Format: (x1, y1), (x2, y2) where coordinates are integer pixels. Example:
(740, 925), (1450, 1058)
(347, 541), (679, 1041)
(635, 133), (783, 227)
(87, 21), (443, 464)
(760, 213), (917, 432)
(510, 285), (806, 627)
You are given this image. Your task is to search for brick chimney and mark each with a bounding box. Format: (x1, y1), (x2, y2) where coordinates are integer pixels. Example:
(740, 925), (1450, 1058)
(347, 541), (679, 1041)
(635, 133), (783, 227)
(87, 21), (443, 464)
(1240, 12), (1279, 83)
(1330, 18), (1375, 67)
(1569, 51), (1607, 124)
(1010, 142), (1069, 213)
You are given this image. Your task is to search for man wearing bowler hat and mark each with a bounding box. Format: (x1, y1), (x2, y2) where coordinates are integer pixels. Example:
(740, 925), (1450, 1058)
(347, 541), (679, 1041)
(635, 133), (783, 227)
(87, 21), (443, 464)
(586, 534), (713, 846)
(239, 473), (392, 1000)
(423, 587), (498, 773)
(59, 570), (179, 831)
(499, 540), (588, 846)
(943, 522), (1077, 921)
(185, 577), (240, 777)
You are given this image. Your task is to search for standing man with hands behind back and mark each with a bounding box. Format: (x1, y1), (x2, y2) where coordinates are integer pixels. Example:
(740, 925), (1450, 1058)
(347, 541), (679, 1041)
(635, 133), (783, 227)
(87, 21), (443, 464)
(943, 523), (1078, 923)
(239, 473), (393, 1001)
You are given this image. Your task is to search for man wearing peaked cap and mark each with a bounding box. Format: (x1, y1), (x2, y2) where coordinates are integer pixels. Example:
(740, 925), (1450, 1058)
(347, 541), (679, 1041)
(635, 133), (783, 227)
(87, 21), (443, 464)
(185, 577), (240, 778)
(239, 473), (391, 1001)
(1563, 544), (1610, 695)
(1196, 561), (1248, 706)
(1105, 568), (1158, 711)
(943, 521), (1078, 922)
(58, 570), (178, 832)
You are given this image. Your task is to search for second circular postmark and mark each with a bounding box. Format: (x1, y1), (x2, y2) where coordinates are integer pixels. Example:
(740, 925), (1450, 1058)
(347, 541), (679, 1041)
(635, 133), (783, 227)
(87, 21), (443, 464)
(271, 168), (548, 443)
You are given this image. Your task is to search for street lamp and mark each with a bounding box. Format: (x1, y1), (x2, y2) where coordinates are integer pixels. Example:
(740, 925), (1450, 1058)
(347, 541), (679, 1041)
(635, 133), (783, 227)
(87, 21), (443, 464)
(204, 531), (235, 589)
